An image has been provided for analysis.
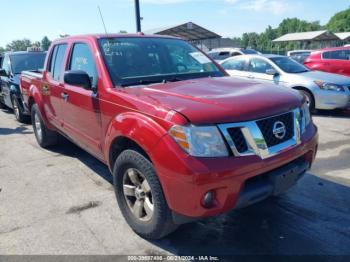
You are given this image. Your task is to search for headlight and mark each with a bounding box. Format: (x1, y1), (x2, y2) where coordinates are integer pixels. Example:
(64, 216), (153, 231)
(314, 81), (345, 92)
(300, 102), (311, 133)
(169, 125), (228, 157)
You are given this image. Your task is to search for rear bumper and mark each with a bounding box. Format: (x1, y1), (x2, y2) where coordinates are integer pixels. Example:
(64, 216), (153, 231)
(150, 123), (318, 219)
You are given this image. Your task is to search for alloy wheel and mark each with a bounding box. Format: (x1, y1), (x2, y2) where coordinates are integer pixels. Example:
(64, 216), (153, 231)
(13, 98), (20, 120)
(34, 112), (43, 141)
(123, 168), (154, 222)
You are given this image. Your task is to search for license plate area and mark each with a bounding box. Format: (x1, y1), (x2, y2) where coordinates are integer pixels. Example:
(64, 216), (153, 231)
(268, 160), (309, 195)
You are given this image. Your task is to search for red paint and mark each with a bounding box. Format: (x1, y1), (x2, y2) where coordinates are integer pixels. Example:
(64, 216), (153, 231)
(304, 46), (350, 77)
(20, 34), (318, 218)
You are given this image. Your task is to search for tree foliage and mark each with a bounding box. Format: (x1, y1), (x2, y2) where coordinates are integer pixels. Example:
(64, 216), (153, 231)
(5, 39), (33, 52)
(238, 18), (323, 52)
(41, 36), (52, 51)
(327, 8), (350, 32)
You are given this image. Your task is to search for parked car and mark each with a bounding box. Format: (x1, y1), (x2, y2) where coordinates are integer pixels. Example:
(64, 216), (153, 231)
(220, 54), (350, 111)
(207, 48), (260, 62)
(0, 48), (46, 122)
(304, 46), (350, 77)
(287, 50), (312, 64)
(21, 34), (318, 239)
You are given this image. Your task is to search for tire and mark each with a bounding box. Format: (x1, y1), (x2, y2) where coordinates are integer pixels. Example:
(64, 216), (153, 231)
(299, 90), (316, 113)
(12, 94), (29, 123)
(113, 149), (178, 239)
(31, 104), (58, 148)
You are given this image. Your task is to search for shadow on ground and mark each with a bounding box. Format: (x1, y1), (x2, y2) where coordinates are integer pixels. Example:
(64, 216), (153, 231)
(314, 109), (350, 119)
(151, 174), (350, 257)
(45, 138), (350, 257)
(0, 125), (33, 135)
(48, 136), (113, 184)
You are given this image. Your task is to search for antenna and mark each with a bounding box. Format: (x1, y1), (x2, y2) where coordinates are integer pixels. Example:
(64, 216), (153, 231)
(98, 6), (108, 35)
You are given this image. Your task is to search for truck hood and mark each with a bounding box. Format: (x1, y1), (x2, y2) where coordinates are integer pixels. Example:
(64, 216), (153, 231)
(125, 77), (303, 124)
(298, 70), (350, 85)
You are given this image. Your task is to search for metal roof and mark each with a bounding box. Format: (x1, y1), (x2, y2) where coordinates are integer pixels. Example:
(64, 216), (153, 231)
(335, 32), (350, 40)
(145, 22), (221, 41)
(273, 30), (339, 42)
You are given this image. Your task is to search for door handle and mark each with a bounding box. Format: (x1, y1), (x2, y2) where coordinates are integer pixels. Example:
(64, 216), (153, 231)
(248, 75), (255, 79)
(61, 92), (69, 102)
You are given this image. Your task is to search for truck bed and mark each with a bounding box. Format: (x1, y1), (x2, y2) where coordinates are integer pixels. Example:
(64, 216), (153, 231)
(20, 70), (44, 113)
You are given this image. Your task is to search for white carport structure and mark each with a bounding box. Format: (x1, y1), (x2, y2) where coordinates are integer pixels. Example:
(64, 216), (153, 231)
(335, 32), (350, 45)
(273, 30), (340, 50)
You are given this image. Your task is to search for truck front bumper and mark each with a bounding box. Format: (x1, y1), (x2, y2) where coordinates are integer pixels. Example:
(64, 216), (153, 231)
(150, 123), (318, 220)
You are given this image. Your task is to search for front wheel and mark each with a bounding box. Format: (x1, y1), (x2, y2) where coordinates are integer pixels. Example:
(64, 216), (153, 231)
(299, 90), (316, 113)
(31, 104), (58, 148)
(113, 150), (178, 239)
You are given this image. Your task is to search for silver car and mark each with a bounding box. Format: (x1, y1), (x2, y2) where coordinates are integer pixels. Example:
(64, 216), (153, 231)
(220, 54), (350, 111)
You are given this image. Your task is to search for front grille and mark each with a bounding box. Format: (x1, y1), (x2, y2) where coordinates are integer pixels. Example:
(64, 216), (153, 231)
(256, 112), (294, 147)
(227, 127), (248, 153)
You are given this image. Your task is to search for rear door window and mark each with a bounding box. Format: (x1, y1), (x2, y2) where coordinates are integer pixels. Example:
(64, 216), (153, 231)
(48, 44), (67, 81)
(221, 59), (246, 71)
(323, 50), (350, 60)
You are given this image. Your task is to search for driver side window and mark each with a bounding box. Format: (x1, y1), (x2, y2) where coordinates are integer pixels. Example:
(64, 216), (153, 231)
(2, 55), (11, 75)
(248, 58), (273, 74)
(69, 43), (98, 87)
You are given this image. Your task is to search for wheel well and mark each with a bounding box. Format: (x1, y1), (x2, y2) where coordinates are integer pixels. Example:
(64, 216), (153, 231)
(28, 97), (35, 113)
(292, 86), (315, 103)
(109, 136), (150, 170)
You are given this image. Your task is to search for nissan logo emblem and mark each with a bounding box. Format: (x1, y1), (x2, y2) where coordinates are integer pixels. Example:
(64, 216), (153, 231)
(272, 121), (286, 140)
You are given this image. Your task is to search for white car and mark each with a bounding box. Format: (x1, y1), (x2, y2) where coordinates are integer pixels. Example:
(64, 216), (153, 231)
(207, 48), (260, 63)
(220, 54), (350, 111)
(286, 50), (312, 64)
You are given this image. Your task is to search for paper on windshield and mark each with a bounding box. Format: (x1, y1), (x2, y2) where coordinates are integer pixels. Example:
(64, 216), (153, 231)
(189, 52), (212, 64)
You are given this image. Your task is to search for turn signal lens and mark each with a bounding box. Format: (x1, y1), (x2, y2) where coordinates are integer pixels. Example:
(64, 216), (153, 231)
(169, 126), (190, 150)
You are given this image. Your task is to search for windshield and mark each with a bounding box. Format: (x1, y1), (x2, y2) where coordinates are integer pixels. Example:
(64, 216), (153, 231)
(98, 37), (223, 87)
(10, 53), (46, 74)
(270, 56), (309, 73)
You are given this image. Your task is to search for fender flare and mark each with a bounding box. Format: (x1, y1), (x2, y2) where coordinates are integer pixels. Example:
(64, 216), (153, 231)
(104, 112), (169, 168)
(28, 84), (53, 128)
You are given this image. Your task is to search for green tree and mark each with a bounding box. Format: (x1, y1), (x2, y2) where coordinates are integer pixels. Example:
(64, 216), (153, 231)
(327, 8), (350, 32)
(41, 36), (52, 51)
(0, 46), (5, 53)
(6, 39), (32, 51)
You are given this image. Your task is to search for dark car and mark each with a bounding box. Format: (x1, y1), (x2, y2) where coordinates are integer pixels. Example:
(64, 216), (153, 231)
(0, 49), (46, 122)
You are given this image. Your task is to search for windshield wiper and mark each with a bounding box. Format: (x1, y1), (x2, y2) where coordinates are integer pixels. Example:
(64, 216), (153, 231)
(120, 79), (165, 87)
(163, 77), (183, 83)
(121, 77), (184, 87)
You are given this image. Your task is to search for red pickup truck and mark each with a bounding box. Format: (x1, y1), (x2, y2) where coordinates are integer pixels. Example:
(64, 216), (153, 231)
(20, 34), (318, 239)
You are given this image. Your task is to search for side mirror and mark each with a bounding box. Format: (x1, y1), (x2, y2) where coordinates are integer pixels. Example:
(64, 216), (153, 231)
(0, 69), (8, 77)
(266, 68), (279, 76)
(64, 70), (93, 91)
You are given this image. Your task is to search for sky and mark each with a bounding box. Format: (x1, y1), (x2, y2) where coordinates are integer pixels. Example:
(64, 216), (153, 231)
(0, 0), (349, 47)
